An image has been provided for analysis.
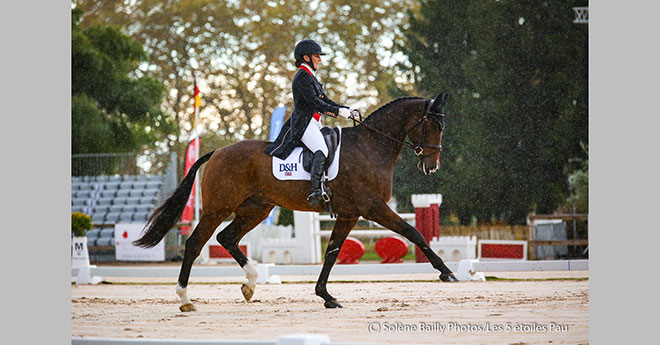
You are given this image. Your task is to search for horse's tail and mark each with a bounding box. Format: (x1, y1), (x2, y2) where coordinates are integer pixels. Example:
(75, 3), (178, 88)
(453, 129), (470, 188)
(133, 150), (216, 248)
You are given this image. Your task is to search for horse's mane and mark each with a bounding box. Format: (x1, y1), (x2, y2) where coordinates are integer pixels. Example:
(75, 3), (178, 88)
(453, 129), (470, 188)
(363, 97), (424, 124)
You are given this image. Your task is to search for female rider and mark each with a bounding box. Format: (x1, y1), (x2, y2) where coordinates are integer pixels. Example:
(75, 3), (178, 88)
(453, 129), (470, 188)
(265, 39), (358, 207)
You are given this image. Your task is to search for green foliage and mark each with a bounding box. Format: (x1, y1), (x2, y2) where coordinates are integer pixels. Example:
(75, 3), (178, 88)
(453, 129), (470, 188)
(71, 212), (93, 237)
(277, 208), (294, 227)
(565, 143), (588, 213)
(71, 7), (174, 155)
(394, 1), (588, 224)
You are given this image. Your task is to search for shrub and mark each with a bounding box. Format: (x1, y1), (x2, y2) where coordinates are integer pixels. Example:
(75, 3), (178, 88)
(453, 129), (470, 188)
(72, 212), (93, 237)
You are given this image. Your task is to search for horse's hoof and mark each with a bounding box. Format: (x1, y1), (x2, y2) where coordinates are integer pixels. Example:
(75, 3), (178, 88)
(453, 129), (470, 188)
(179, 303), (197, 312)
(324, 299), (343, 308)
(440, 273), (459, 282)
(241, 283), (254, 301)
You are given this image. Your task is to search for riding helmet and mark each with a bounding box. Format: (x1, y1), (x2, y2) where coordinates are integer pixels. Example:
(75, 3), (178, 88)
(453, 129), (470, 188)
(294, 39), (326, 69)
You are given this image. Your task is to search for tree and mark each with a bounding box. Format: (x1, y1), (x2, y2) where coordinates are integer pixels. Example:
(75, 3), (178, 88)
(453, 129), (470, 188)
(71, 8), (174, 156)
(72, 0), (416, 159)
(394, 0), (588, 224)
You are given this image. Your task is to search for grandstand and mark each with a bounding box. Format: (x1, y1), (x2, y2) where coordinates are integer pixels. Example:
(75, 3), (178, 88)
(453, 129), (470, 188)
(71, 174), (164, 250)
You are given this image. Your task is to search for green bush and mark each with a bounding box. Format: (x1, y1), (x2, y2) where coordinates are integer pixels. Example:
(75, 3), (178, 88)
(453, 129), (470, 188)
(72, 212), (93, 237)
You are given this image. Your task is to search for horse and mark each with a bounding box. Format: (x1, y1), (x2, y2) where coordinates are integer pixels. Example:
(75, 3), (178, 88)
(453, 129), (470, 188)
(134, 92), (458, 312)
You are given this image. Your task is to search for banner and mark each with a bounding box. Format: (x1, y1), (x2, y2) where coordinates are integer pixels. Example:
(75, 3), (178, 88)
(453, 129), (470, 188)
(180, 137), (200, 235)
(115, 223), (165, 261)
(269, 106), (287, 141)
(264, 106), (287, 225)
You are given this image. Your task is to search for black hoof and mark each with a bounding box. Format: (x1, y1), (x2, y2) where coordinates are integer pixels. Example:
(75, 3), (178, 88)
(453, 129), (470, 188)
(440, 272), (459, 282)
(324, 299), (343, 308)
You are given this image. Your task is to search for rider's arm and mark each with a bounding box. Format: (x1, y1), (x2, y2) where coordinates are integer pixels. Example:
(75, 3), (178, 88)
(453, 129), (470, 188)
(294, 72), (341, 118)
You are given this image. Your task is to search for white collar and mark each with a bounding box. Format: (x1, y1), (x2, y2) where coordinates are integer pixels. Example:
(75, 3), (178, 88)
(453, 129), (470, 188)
(301, 63), (316, 77)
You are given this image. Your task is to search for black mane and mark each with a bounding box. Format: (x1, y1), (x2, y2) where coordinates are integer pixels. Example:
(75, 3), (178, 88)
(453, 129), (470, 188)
(363, 97), (424, 124)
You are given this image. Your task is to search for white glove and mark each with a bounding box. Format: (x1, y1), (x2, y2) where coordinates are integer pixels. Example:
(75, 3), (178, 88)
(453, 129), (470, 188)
(338, 107), (351, 119)
(348, 105), (361, 119)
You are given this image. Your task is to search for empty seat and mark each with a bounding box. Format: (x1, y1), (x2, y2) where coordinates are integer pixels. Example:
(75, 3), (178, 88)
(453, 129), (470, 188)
(99, 228), (115, 238)
(145, 181), (162, 189)
(92, 205), (110, 213)
(82, 176), (94, 182)
(105, 212), (120, 223)
(115, 190), (131, 197)
(118, 213), (133, 222)
(126, 197), (142, 205)
(75, 190), (92, 198)
(136, 175), (150, 181)
(112, 197), (129, 205)
(142, 189), (158, 197)
(72, 176), (83, 183)
(135, 205), (152, 213)
(79, 184), (95, 191)
(91, 213), (105, 224)
(148, 175), (164, 182)
(133, 211), (150, 222)
(139, 197), (158, 205)
(85, 237), (98, 246)
(87, 228), (101, 238)
(99, 190), (116, 198)
(109, 175), (122, 182)
(71, 183), (82, 190)
(96, 175), (109, 182)
(132, 181), (149, 189)
(72, 199), (88, 206)
(128, 190), (144, 197)
(102, 182), (120, 190)
(109, 204), (124, 213)
(123, 175), (137, 182)
(122, 205), (137, 213)
(96, 197), (113, 206)
(72, 206), (86, 213)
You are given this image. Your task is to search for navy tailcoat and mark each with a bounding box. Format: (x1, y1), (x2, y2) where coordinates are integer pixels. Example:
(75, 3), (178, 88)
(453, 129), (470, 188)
(264, 66), (346, 159)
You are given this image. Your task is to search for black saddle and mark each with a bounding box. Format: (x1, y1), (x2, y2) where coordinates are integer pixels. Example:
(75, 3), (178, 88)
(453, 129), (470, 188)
(299, 126), (340, 174)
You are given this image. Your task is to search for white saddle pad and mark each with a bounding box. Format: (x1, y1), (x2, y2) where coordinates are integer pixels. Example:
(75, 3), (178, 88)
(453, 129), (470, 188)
(272, 127), (342, 181)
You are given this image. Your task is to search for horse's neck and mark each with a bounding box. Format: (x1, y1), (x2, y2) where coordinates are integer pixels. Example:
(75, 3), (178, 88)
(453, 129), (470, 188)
(355, 101), (422, 166)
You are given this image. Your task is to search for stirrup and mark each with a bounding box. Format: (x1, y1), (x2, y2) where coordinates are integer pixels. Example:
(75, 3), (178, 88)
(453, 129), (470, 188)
(320, 181), (330, 202)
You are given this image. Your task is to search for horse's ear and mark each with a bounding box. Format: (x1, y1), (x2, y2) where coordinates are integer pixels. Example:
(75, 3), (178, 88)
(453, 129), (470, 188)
(431, 93), (448, 111)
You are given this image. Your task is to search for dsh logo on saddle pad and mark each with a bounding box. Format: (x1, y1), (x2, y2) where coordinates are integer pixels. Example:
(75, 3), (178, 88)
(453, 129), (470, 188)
(280, 163), (298, 176)
(271, 128), (342, 181)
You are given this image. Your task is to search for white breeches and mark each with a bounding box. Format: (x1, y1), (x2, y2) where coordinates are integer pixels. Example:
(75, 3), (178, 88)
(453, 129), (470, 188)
(300, 119), (328, 157)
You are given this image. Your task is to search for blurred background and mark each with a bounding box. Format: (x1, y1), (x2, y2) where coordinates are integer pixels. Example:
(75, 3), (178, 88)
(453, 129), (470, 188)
(70, 0), (588, 260)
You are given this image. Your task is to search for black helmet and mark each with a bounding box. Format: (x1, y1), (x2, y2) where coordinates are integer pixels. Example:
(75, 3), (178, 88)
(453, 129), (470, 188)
(294, 39), (326, 69)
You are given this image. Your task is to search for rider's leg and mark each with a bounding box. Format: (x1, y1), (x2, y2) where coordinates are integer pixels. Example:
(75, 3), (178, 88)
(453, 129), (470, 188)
(301, 120), (328, 206)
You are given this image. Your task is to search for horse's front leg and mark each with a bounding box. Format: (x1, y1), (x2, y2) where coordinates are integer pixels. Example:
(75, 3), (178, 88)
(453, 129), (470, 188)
(364, 201), (458, 282)
(315, 216), (359, 308)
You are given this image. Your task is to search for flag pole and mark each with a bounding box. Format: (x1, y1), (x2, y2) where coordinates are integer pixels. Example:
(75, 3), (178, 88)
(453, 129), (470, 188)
(193, 72), (201, 229)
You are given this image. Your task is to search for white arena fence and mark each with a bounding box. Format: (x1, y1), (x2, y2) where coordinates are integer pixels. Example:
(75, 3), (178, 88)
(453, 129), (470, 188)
(73, 259), (588, 283)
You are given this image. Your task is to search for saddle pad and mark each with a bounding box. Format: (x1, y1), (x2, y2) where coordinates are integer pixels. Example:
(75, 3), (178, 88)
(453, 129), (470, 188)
(272, 127), (342, 181)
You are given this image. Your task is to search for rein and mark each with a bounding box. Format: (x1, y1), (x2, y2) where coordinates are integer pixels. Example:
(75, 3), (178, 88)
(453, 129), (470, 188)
(351, 99), (445, 157)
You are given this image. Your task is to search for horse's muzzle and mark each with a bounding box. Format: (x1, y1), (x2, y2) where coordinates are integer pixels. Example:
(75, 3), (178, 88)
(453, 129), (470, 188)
(417, 159), (439, 175)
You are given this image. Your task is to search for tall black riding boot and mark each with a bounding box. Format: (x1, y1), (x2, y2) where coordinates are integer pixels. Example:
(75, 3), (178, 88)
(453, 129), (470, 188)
(307, 150), (327, 207)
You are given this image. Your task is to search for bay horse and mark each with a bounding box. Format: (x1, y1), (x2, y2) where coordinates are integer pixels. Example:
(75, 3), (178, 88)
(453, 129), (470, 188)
(134, 93), (458, 312)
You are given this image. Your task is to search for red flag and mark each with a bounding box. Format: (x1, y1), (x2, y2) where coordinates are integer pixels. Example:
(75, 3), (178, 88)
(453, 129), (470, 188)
(180, 137), (200, 235)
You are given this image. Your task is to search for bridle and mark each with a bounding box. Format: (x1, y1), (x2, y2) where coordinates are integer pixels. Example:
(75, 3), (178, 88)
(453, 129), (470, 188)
(351, 99), (446, 157)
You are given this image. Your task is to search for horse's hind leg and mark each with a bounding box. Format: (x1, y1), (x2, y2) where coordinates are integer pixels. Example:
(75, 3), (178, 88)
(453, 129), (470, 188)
(365, 200), (458, 282)
(216, 198), (274, 301)
(176, 211), (230, 312)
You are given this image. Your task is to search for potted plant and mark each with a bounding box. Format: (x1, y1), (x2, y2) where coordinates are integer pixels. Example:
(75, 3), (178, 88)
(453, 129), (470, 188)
(71, 212), (93, 269)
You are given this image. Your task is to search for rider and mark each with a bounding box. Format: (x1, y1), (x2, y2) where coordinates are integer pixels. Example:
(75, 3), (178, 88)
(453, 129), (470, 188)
(264, 39), (359, 207)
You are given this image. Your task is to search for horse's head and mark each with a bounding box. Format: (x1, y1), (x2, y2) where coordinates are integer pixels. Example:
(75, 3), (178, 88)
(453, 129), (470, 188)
(407, 93), (448, 175)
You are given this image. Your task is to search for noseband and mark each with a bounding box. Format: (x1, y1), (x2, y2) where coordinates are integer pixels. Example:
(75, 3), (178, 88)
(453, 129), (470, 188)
(352, 99), (445, 157)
